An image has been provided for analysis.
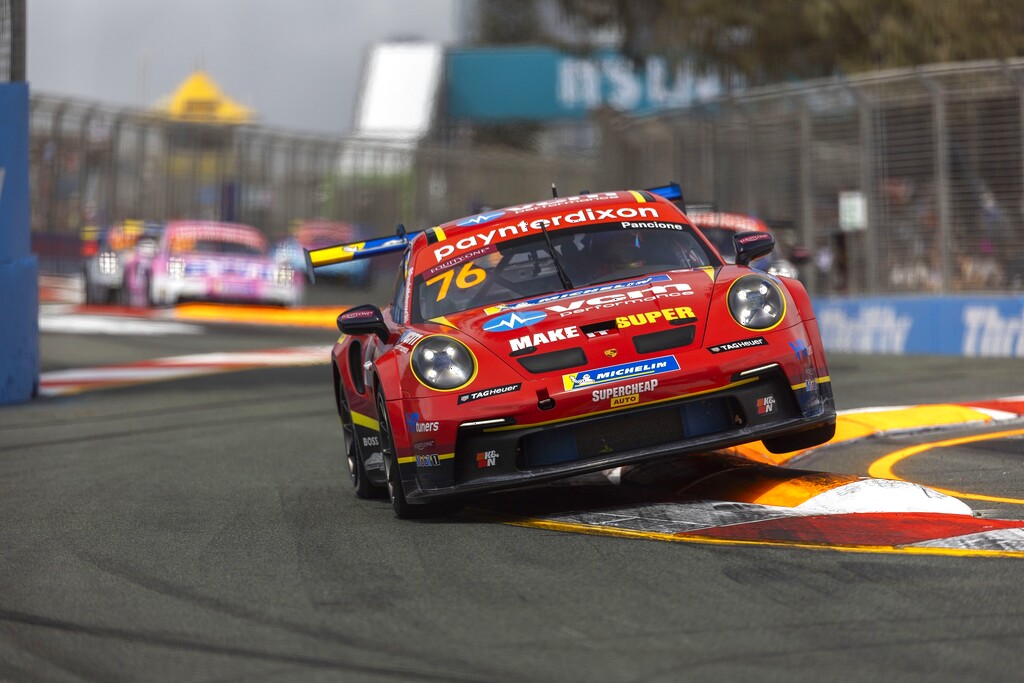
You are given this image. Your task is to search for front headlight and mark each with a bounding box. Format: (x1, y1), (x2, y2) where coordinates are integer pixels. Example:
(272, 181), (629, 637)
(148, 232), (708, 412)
(97, 251), (120, 275)
(727, 274), (786, 330)
(411, 336), (477, 391)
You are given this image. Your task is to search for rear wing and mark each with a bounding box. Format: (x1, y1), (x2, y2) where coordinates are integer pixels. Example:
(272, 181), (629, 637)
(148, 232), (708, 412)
(303, 226), (418, 284)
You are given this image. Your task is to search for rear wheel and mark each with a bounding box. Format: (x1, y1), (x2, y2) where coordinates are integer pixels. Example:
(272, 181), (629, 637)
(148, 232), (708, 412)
(339, 388), (380, 499)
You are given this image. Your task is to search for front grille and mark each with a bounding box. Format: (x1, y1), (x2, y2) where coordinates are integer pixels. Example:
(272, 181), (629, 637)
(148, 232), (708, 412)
(632, 325), (696, 354)
(520, 395), (736, 467)
(517, 347), (587, 373)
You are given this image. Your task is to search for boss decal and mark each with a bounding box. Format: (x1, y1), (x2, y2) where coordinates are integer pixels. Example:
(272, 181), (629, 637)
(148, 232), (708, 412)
(563, 356), (679, 391)
(707, 337), (768, 354)
(361, 436), (380, 448)
(616, 306), (696, 329)
(458, 383), (522, 404)
(509, 326), (580, 351)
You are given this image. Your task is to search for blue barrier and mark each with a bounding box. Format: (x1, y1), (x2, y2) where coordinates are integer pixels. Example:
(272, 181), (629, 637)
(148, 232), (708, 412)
(0, 82), (39, 404)
(813, 295), (1024, 358)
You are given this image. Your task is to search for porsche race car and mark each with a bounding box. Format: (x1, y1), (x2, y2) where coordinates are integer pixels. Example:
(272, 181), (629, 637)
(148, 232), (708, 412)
(308, 185), (836, 518)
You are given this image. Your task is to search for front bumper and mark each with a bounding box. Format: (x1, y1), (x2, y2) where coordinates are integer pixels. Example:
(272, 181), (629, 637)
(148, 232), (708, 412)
(402, 365), (835, 501)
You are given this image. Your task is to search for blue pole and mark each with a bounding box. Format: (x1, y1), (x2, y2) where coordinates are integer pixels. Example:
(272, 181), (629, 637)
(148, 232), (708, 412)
(0, 82), (39, 403)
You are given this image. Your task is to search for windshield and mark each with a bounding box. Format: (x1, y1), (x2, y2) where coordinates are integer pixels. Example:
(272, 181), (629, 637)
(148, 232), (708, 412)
(412, 221), (717, 321)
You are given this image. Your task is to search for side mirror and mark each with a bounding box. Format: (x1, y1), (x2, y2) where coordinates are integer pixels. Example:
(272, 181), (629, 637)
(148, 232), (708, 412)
(734, 231), (775, 267)
(337, 304), (389, 343)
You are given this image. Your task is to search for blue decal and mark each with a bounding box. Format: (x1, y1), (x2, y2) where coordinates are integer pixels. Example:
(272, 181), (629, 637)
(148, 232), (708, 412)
(562, 355), (680, 391)
(483, 310), (547, 332)
(789, 339), (809, 361)
(457, 211), (505, 227)
(405, 412), (419, 433)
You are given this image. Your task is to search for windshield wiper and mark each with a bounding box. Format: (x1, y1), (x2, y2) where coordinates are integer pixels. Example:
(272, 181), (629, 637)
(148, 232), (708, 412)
(539, 184), (574, 290)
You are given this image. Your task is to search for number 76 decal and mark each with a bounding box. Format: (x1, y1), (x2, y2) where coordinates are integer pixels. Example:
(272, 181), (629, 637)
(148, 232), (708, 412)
(425, 262), (486, 301)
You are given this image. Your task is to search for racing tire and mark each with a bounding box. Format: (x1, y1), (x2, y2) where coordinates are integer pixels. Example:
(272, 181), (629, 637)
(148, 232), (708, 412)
(376, 387), (461, 520)
(339, 388), (382, 499)
(762, 421), (837, 455)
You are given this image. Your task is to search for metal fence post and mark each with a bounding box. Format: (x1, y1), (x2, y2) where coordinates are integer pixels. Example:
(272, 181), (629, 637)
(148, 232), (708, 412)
(921, 74), (953, 293)
(854, 84), (878, 293)
(798, 96), (817, 294)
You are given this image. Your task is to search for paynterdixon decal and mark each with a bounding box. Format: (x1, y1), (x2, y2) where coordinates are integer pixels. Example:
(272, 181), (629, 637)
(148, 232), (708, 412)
(563, 356), (679, 391)
(431, 205), (662, 262)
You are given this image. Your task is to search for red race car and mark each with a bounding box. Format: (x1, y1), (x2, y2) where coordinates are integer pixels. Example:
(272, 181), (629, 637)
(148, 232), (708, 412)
(307, 184), (836, 518)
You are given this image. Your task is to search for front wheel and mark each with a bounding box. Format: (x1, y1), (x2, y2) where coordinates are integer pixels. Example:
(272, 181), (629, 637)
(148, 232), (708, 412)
(376, 387), (461, 519)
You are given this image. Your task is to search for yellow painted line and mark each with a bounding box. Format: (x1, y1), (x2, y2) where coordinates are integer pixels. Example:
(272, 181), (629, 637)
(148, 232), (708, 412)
(789, 375), (831, 391)
(174, 303), (344, 329)
(494, 514), (1024, 559)
(310, 243), (360, 266)
(629, 190), (647, 203)
(867, 428), (1024, 505)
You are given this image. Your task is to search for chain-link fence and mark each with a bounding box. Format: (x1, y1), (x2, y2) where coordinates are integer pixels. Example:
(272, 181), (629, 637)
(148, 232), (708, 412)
(608, 59), (1024, 296)
(28, 59), (1024, 295)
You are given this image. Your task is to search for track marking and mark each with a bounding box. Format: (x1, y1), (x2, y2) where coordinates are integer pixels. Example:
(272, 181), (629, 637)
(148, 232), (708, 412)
(39, 345), (332, 396)
(867, 428), (1024, 505)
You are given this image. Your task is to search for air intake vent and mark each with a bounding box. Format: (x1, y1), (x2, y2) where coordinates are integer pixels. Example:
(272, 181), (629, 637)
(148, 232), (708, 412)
(632, 325), (696, 354)
(517, 347), (587, 374)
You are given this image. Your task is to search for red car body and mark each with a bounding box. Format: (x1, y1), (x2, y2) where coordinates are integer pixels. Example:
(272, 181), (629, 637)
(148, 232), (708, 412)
(319, 189), (835, 517)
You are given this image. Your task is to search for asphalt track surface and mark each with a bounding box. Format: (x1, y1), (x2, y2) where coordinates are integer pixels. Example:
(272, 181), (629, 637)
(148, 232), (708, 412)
(4, 280), (1024, 681)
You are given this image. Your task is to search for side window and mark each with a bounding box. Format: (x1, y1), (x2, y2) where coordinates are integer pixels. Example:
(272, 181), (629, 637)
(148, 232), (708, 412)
(390, 249), (410, 324)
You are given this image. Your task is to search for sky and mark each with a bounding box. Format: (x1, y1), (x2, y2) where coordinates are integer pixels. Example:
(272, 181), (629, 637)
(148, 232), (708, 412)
(27, 0), (460, 136)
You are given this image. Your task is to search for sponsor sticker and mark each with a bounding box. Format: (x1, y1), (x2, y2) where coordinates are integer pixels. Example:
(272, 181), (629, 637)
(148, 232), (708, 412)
(563, 356), (679, 392)
(431, 205), (662, 263)
(405, 413), (439, 433)
(616, 306), (696, 329)
(416, 454), (441, 467)
(757, 395), (776, 415)
(423, 244), (496, 279)
(707, 337), (768, 354)
(361, 436), (380, 448)
(457, 211), (505, 226)
(476, 450), (500, 468)
(395, 330), (424, 354)
(509, 326), (580, 351)
(457, 383), (522, 404)
(483, 310), (547, 332)
(591, 378), (658, 404)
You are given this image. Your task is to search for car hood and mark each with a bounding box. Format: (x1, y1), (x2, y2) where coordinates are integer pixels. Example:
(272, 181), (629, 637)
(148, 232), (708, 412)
(438, 268), (718, 377)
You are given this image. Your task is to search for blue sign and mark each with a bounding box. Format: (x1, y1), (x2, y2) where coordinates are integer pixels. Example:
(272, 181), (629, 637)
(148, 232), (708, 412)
(446, 47), (721, 122)
(483, 310), (547, 332)
(813, 295), (1024, 358)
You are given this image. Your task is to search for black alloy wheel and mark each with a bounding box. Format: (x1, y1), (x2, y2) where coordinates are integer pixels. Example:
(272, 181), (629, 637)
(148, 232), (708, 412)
(339, 389), (380, 499)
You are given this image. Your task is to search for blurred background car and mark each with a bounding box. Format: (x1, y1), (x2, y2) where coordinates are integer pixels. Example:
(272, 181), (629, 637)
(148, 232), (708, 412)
(81, 220), (157, 304)
(146, 220), (303, 307)
(685, 207), (803, 279)
(274, 220), (374, 289)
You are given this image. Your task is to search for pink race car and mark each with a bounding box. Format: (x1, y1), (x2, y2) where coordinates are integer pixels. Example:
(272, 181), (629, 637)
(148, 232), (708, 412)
(126, 220), (302, 307)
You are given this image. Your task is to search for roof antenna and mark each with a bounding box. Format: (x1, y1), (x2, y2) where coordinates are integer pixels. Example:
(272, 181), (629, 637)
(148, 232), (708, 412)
(551, 183), (558, 198)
